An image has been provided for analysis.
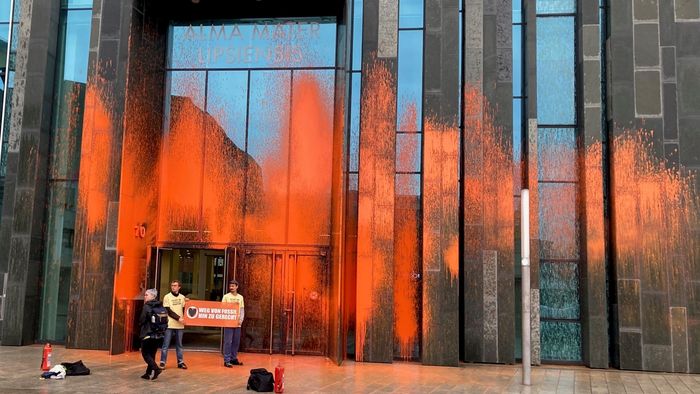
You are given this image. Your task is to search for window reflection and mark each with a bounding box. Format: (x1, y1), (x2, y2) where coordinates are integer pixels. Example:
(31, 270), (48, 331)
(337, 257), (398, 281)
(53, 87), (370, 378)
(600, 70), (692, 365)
(396, 133), (421, 173)
(206, 71), (248, 149)
(512, 24), (522, 96)
(540, 262), (580, 319)
(40, 4), (92, 343)
(537, 127), (577, 182)
(352, 0), (363, 71)
(538, 183), (579, 260)
(399, 0), (423, 29)
(536, 17), (575, 125)
(396, 173), (421, 197)
(350, 73), (361, 172)
(169, 20), (337, 69)
(536, 0), (576, 14)
(397, 30), (423, 132)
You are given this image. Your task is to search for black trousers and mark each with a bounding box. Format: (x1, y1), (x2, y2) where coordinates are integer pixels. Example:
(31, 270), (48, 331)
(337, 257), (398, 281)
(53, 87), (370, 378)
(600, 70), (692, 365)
(141, 337), (163, 375)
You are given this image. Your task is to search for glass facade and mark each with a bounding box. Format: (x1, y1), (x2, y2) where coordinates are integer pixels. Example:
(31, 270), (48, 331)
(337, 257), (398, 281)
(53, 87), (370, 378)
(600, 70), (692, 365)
(161, 20), (336, 246)
(0, 0), (20, 211)
(39, 0), (92, 342)
(535, 0), (582, 362)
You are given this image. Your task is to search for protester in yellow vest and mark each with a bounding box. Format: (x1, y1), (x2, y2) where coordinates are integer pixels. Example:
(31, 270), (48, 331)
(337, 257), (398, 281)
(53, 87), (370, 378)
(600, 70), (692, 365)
(222, 279), (245, 367)
(159, 280), (189, 369)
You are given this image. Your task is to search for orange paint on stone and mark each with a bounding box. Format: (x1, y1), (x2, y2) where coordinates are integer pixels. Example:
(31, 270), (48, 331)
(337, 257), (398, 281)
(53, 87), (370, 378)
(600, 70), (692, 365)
(79, 83), (114, 234)
(611, 130), (699, 280)
(462, 84), (514, 256)
(394, 100), (420, 360)
(423, 117), (460, 283)
(356, 56), (396, 361)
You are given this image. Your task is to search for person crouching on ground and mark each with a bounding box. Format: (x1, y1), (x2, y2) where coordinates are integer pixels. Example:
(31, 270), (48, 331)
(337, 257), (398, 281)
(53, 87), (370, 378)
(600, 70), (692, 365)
(160, 279), (188, 370)
(139, 288), (164, 380)
(222, 280), (245, 367)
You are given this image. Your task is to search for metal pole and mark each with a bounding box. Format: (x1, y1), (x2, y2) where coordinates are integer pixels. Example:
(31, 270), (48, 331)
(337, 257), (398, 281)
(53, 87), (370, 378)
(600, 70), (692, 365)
(521, 189), (531, 385)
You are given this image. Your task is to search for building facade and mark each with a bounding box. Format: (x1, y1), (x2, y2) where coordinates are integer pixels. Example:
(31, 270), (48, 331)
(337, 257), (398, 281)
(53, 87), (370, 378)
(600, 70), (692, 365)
(0, 0), (698, 373)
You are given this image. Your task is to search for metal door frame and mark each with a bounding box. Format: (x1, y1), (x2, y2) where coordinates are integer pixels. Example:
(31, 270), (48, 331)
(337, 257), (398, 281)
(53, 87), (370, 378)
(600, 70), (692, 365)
(233, 244), (328, 356)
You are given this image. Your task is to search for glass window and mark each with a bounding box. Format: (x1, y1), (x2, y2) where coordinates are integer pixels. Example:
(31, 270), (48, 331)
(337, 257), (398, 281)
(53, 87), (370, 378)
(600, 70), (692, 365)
(396, 173), (421, 197)
(513, 0), (522, 23)
(352, 0), (363, 71)
(512, 24), (522, 96)
(169, 20), (337, 69)
(63, 0), (93, 8)
(40, 3), (92, 343)
(536, 0), (576, 14)
(513, 98), (522, 192)
(541, 321), (582, 361)
(537, 127), (577, 182)
(349, 172), (358, 191)
(246, 70), (291, 172)
(540, 262), (580, 319)
(396, 133), (421, 173)
(0, 0), (10, 23)
(399, 0), (423, 28)
(538, 183), (579, 260)
(167, 70), (206, 111)
(349, 72), (361, 172)
(397, 30), (423, 132)
(536, 16), (575, 125)
(206, 71), (248, 149)
(62, 10), (92, 84)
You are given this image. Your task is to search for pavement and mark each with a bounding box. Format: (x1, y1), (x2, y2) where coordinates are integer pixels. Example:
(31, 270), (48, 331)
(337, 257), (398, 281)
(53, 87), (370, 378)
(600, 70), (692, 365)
(0, 345), (699, 393)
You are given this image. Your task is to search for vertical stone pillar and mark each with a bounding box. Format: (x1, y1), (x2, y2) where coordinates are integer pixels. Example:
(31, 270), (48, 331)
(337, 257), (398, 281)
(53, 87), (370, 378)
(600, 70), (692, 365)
(462, 0), (515, 364)
(578, 0), (609, 369)
(67, 0), (135, 350)
(421, 0), (460, 367)
(0, 0), (61, 345)
(355, 0), (398, 363)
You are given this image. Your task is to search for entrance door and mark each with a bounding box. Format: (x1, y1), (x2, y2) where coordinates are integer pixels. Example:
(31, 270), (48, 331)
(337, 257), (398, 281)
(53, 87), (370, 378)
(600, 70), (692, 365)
(156, 248), (226, 350)
(231, 246), (328, 355)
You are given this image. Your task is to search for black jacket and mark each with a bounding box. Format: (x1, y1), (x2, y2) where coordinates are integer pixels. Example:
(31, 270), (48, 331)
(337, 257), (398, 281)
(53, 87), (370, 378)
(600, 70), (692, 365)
(139, 300), (163, 340)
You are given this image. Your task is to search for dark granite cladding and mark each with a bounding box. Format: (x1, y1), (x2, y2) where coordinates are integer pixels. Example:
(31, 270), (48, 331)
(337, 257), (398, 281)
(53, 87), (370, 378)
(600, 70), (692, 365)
(462, 0), (514, 365)
(0, 0), (61, 345)
(108, 3), (168, 355)
(355, 0), (397, 363)
(421, 0), (460, 367)
(578, 0), (608, 369)
(67, 0), (135, 351)
(608, 0), (700, 374)
(327, 1), (350, 366)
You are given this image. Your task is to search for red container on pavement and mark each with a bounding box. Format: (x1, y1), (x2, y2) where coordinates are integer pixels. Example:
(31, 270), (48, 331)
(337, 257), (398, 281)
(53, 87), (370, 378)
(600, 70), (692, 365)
(41, 343), (53, 371)
(274, 363), (284, 393)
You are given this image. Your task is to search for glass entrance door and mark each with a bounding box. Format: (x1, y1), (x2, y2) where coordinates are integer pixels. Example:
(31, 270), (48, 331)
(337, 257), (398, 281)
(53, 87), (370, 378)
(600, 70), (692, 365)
(230, 246), (328, 355)
(157, 248), (226, 350)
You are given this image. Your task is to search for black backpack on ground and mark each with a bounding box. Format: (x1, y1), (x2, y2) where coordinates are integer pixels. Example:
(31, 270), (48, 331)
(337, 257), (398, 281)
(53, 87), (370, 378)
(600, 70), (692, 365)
(247, 368), (274, 392)
(149, 305), (169, 338)
(61, 360), (90, 376)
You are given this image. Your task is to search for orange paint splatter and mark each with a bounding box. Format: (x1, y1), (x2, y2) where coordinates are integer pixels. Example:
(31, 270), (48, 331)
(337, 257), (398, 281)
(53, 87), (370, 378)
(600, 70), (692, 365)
(78, 81), (113, 236)
(611, 130), (699, 277)
(356, 56), (396, 362)
(394, 100), (420, 360)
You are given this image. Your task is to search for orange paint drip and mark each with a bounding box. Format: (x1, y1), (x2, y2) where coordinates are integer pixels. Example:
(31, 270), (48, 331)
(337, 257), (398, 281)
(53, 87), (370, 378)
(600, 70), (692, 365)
(423, 117), (460, 282)
(394, 101), (420, 360)
(462, 84), (514, 256)
(611, 130), (699, 281)
(78, 82), (114, 235)
(114, 29), (164, 300)
(356, 56), (396, 361)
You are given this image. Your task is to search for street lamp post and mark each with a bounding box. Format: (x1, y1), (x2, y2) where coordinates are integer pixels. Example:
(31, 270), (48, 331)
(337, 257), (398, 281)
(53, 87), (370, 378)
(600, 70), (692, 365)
(521, 189), (531, 386)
